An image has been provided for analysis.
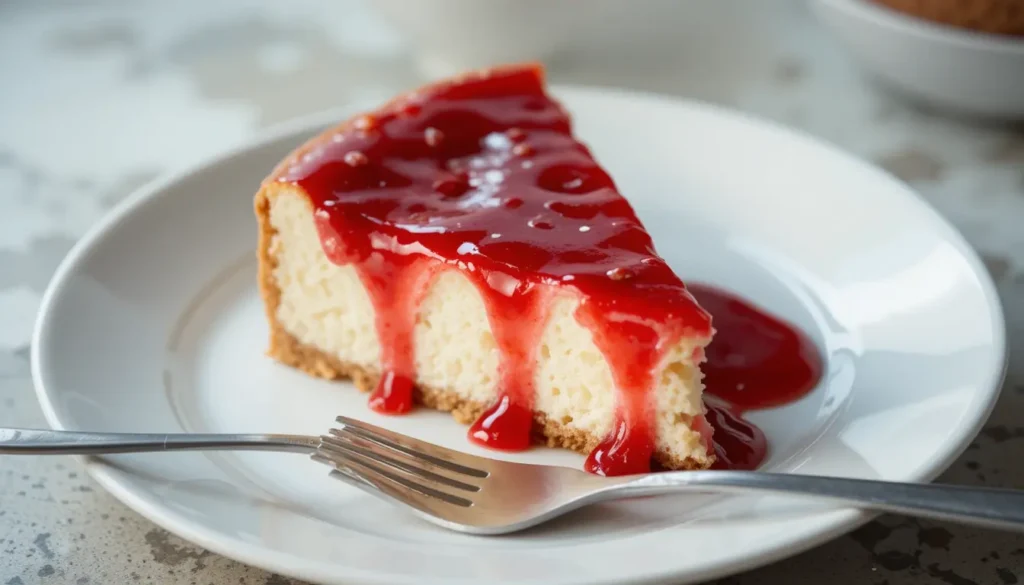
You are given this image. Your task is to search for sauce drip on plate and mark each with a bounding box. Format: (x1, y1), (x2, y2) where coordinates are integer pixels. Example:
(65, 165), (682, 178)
(688, 284), (822, 471)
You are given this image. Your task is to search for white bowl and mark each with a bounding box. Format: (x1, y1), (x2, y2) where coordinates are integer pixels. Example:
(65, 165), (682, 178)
(811, 0), (1024, 119)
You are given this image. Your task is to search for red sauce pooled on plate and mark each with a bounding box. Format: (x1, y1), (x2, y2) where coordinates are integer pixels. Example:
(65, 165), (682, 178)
(688, 284), (822, 470)
(277, 65), (821, 475)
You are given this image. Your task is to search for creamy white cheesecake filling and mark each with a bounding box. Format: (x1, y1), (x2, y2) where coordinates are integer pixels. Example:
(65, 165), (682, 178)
(267, 188), (712, 464)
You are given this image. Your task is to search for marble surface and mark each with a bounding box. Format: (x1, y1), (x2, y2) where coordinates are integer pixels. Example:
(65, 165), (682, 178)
(2, 1), (1023, 583)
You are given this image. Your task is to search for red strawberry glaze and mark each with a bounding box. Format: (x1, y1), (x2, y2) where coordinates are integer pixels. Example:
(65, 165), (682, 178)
(687, 284), (822, 471)
(276, 64), (822, 475)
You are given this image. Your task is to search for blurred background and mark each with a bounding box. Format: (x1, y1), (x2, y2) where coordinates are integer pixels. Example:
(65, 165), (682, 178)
(1, 0), (1023, 583)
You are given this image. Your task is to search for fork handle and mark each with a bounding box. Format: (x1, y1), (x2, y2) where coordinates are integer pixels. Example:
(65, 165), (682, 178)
(616, 471), (1024, 532)
(0, 428), (320, 455)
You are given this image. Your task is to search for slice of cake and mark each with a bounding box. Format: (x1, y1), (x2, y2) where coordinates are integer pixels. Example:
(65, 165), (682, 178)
(255, 64), (715, 476)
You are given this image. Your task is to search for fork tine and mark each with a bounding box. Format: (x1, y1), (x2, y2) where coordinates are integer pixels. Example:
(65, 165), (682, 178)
(326, 467), (471, 529)
(314, 442), (473, 507)
(321, 432), (480, 492)
(311, 452), (367, 484)
(312, 453), (467, 524)
(335, 415), (489, 478)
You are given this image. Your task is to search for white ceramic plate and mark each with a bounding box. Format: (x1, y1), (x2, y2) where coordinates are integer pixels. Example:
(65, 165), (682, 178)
(32, 86), (1005, 585)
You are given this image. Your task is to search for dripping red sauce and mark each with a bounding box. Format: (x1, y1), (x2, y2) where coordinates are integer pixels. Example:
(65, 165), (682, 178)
(277, 64), (820, 476)
(687, 284), (822, 470)
(577, 284), (823, 474)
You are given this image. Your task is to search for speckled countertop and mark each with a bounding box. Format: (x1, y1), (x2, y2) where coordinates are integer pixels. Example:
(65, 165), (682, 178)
(1, 1), (1023, 584)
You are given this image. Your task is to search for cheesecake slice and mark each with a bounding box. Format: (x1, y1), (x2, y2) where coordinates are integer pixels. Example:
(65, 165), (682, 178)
(255, 64), (715, 475)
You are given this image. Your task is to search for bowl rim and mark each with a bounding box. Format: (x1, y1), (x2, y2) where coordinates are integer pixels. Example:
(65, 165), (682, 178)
(815, 0), (1024, 55)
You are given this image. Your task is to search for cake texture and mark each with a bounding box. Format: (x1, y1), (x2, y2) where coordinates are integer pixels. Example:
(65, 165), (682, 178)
(254, 63), (715, 475)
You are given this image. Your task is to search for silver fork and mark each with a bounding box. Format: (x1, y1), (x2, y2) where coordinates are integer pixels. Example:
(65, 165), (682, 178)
(4, 416), (1024, 535)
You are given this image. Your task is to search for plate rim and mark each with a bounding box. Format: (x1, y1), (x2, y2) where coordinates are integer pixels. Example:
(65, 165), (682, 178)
(30, 84), (1008, 585)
